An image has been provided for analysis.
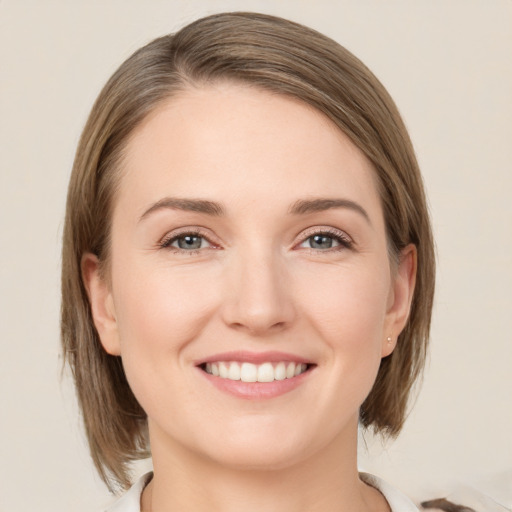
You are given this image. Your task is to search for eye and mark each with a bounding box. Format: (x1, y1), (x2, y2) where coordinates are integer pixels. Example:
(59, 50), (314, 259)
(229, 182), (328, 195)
(172, 234), (208, 250)
(303, 234), (339, 250)
(297, 228), (353, 251)
(160, 230), (216, 253)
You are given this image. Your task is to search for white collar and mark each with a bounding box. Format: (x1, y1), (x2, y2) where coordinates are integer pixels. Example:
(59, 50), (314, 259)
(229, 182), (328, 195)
(105, 471), (419, 511)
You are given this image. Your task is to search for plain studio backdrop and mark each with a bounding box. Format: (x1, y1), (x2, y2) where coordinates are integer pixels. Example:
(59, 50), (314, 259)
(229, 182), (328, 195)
(1, 1), (511, 511)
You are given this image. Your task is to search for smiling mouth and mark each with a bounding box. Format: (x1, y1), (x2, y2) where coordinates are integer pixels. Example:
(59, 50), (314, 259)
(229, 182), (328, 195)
(200, 361), (312, 383)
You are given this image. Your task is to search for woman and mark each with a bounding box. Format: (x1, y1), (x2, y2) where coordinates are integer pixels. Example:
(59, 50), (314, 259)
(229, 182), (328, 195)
(62, 12), (435, 512)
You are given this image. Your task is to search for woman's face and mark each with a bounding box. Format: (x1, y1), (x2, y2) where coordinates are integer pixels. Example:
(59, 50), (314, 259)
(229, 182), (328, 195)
(85, 83), (415, 470)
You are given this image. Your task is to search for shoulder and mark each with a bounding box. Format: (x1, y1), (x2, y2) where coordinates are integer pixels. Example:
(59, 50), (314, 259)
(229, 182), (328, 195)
(104, 473), (153, 512)
(360, 472), (420, 512)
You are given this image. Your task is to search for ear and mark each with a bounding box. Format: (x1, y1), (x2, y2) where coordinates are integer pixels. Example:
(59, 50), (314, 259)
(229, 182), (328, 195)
(81, 253), (121, 356)
(382, 244), (417, 357)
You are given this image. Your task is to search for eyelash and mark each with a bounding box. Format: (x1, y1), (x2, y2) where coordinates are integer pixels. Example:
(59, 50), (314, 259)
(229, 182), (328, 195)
(159, 228), (216, 255)
(159, 227), (354, 254)
(297, 227), (354, 253)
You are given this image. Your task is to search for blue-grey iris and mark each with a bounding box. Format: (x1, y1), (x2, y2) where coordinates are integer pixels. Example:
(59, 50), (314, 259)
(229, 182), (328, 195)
(310, 234), (334, 249)
(178, 235), (203, 250)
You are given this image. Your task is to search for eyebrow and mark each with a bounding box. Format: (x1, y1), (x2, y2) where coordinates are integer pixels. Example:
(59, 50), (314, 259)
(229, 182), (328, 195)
(288, 198), (371, 224)
(139, 196), (370, 224)
(139, 197), (225, 221)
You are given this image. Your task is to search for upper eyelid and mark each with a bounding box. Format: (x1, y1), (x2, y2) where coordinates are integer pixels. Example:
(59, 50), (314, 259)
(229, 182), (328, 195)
(293, 227), (355, 252)
(159, 227), (217, 247)
(296, 226), (353, 242)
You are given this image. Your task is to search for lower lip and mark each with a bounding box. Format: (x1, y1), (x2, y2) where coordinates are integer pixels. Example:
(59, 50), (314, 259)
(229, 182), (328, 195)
(198, 367), (312, 400)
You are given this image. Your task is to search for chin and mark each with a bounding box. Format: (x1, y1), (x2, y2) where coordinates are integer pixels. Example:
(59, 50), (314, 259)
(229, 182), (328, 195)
(189, 418), (322, 472)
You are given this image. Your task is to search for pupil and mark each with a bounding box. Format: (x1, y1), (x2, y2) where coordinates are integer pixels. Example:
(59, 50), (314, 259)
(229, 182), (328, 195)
(311, 235), (332, 249)
(178, 235), (202, 249)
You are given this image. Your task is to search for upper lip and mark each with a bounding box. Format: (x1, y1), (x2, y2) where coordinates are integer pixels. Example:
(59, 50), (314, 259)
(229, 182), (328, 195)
(195, 351), (313, 366)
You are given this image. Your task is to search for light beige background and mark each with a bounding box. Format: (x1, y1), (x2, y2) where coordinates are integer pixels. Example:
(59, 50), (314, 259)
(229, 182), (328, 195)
(1, 1), (511, 511)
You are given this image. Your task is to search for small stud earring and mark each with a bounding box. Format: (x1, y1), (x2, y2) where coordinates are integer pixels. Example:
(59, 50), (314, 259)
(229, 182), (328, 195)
(386, 336), (392, 344)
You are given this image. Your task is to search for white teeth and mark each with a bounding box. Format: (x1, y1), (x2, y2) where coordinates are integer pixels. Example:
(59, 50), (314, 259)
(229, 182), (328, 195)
(219, 362), (229, 378)
(228, 362), (241, 380)
(240, 362), (257, 382)
(204, 361), (309, 382)
(274, 362), (286, 381)
(257, 362), (274, 382)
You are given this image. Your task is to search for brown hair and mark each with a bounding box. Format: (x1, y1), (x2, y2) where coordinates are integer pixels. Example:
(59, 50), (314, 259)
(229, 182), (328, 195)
(62, 11), (435, 492)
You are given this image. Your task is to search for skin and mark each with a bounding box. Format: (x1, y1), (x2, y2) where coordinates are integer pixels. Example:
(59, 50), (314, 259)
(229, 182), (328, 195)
(83, 83), (416, 512)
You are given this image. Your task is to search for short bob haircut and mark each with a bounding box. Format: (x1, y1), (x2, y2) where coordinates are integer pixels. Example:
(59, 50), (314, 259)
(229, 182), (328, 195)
(62, 12), (435, 492)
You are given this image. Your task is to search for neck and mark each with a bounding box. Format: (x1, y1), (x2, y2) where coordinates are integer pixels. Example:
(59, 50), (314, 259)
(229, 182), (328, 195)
(142, 417), (389, 512)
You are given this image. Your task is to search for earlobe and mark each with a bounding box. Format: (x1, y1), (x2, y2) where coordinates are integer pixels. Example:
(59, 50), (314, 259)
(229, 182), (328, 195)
(382, 335), (396, 358)
(81, 253), (122, 356)
(382, 244), (417, 357)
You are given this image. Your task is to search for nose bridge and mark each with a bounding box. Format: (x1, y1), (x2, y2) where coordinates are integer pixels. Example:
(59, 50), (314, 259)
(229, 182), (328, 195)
(223, 243), (294, 334)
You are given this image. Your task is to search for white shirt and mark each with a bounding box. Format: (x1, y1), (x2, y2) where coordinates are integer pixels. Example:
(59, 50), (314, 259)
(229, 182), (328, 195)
(105, 472), (419, 511)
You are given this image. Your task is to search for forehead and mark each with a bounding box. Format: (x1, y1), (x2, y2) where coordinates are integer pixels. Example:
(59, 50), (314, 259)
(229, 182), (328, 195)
(116, 83), (382, 221)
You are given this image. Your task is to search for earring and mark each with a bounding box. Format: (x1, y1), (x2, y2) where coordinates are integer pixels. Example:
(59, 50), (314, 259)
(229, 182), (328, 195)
(386, 336), (392, 344)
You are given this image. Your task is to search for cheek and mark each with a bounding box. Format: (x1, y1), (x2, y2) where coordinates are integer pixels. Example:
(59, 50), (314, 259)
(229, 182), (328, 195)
(112, 261), (222, 355)
(295, 261), (390, 387)
(296, 260), (390, 339)
(109, 253), (223, 407)
(109, 260), (224, 421)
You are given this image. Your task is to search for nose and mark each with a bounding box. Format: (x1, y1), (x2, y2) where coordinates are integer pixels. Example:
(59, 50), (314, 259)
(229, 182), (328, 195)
(221, 248), (296, 336)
